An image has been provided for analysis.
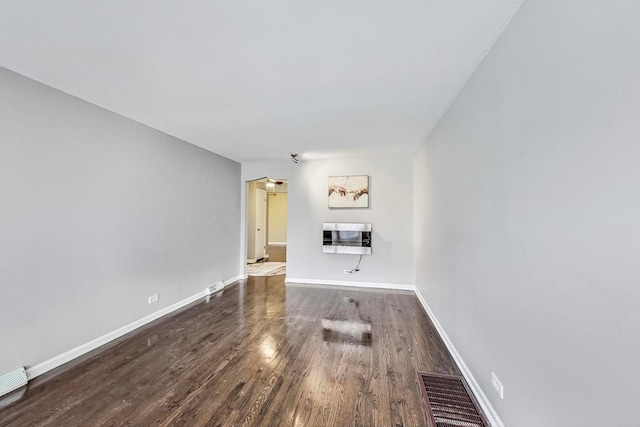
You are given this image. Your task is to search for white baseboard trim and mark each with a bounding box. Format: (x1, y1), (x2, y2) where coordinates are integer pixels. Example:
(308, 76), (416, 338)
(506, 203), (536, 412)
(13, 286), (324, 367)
(267, 242), (287, 246)
(413, 288), (504, 427)
(224, 275), (247, 285)
(284, 277), (414, 291)
(26, 275), (244, 381)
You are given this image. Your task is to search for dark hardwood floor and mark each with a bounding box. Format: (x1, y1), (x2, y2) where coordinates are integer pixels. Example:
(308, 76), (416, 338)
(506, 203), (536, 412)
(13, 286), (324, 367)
(0, 276), (459, 426)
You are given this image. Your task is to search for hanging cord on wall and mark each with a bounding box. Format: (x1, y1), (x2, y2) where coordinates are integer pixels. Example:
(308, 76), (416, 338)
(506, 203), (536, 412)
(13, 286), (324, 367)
(344, 254), (363, 274)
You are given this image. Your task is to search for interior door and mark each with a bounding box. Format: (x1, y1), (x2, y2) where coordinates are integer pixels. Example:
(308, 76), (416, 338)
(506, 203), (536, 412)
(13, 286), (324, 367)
(254, 188), (267, 260)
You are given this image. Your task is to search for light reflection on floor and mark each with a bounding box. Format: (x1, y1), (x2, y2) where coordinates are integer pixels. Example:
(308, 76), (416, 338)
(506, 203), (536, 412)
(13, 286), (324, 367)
(321, 296), (372, 346)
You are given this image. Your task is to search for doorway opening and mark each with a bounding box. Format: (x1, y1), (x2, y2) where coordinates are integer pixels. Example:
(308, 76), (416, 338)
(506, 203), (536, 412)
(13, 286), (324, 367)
(246, 178), (287, 277)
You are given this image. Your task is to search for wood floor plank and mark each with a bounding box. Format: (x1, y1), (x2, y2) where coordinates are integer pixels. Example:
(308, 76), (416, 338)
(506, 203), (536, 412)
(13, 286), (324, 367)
(0, 276), (459, 427)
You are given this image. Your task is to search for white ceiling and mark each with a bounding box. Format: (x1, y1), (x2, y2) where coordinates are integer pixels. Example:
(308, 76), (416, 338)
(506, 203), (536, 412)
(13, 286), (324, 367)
(0, 0), (522, 163)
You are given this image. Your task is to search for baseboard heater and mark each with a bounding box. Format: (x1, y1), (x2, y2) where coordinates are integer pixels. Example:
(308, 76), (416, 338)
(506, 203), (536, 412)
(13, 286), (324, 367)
(0, 367), (28, 398)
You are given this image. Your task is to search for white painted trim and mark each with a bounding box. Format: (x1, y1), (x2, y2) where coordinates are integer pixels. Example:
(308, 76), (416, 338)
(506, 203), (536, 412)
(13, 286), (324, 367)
(224, 275), (247, 286)
(267, 242), (287, 246)
(284, 277), (414, 291)
(413, 288), (504, 427)
(26, 275), (245, 381)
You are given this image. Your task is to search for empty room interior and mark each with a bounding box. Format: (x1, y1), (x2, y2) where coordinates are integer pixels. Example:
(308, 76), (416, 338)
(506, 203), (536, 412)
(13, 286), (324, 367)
(1, 1), (639, 426)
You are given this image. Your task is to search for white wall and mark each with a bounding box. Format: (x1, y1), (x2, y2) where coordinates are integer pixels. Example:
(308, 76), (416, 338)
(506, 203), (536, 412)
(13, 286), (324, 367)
(0, 67), (241, 376)
(242, 155), (414, 286)
(414, 1), (640, 425)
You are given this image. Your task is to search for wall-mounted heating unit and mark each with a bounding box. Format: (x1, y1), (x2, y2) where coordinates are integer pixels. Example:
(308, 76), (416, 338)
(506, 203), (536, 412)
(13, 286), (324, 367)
(323, 223), (372, 255)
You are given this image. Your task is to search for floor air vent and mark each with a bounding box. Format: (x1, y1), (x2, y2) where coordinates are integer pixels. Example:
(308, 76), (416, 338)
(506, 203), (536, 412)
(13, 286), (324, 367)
(418, 372), (489, 427)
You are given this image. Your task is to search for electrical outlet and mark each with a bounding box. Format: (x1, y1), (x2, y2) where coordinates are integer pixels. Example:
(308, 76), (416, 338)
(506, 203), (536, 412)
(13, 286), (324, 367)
(148, 294), (159, 304)
(491, 372), (504, 399)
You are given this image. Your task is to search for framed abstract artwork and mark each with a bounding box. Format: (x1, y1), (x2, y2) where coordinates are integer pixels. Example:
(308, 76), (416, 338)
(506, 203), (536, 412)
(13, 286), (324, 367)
(328, 175), (369, 208)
